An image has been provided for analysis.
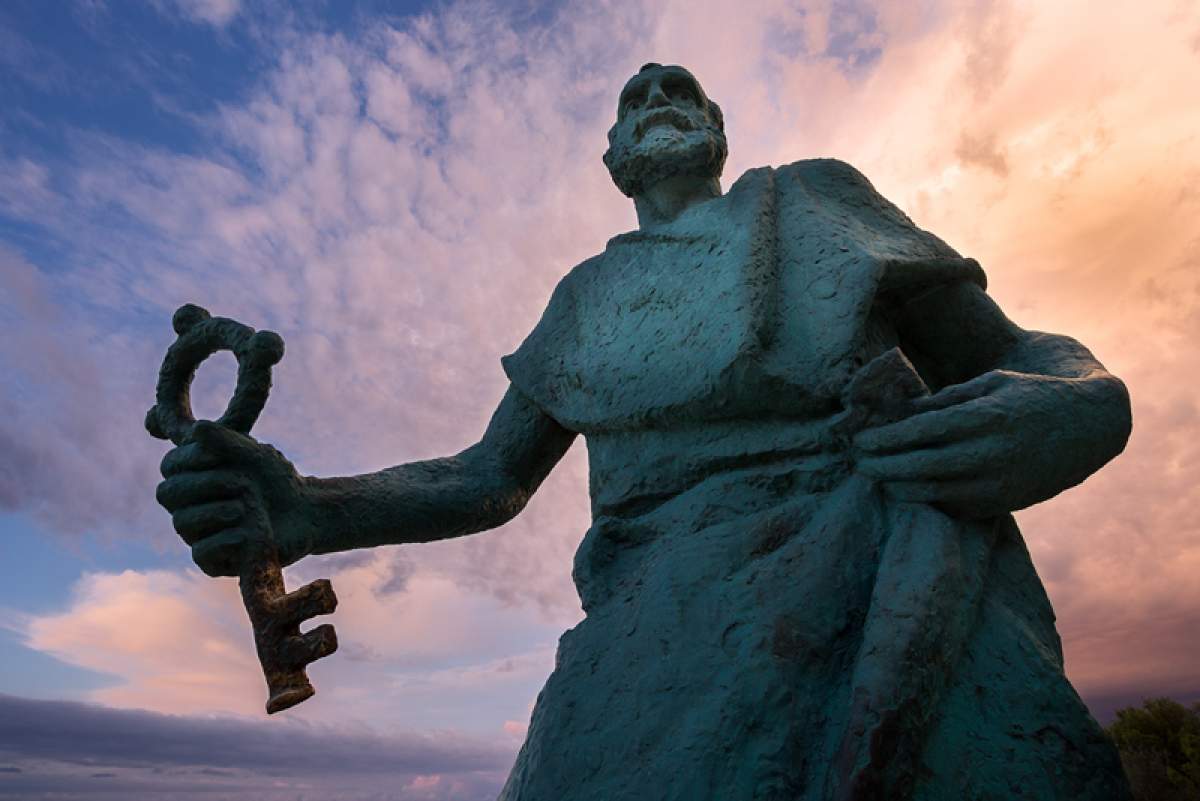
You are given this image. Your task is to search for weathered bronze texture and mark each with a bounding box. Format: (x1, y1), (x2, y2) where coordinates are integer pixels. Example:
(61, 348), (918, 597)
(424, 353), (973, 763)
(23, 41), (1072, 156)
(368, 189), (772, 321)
(146, 304), (337, 714)
(151, 64), (1136, 797)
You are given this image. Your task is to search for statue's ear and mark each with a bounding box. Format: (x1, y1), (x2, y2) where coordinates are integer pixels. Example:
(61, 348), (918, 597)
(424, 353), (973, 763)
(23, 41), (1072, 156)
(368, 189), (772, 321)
(707, 100), (724, 132)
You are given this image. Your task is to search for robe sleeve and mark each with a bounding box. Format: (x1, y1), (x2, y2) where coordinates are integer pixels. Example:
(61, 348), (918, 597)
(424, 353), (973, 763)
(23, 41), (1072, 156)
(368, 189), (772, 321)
(500, 272), (581, 428)
(877, 254), (988, 300)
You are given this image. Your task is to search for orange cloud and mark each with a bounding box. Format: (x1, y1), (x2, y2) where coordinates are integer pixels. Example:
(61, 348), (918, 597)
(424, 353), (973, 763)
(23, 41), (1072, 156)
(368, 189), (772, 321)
(5, 0), (1196, 729)
(19, 555), (563, 728)
(23, 570), (262, 714)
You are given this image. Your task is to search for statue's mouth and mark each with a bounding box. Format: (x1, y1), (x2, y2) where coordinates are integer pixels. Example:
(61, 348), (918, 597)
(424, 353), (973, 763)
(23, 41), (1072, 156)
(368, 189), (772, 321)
(634, 109), (696, 142)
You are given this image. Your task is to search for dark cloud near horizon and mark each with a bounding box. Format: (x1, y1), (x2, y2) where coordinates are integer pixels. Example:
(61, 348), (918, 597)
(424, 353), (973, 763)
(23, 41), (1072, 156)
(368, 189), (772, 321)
(0, 693), (512, 799)
(0, 689), (1193, 801)
(0, 693), (513, 774)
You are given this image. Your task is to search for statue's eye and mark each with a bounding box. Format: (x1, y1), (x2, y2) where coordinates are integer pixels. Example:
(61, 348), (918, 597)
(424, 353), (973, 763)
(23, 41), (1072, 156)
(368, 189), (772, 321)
(665, 81), (698, 105)
(622, 87), (647, 112)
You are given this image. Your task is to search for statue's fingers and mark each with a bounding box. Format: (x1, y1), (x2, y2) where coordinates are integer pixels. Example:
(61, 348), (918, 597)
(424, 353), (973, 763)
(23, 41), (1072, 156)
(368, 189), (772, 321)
(907, 384), (984, 413)
(192, 527), (251, 578)
(906, 371), (1007, 414)
(160, 441), (224, 478)
(856, 436), (1002, 482)
(156, 470), (251, 512)
(173, 499), (246, 545)
(854, 397), (1006, 454)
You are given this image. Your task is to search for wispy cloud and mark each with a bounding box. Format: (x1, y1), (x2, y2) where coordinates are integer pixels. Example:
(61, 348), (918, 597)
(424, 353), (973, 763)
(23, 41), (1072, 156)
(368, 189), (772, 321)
(1, 0), (1197, 735)
(154, 0), (242, 28)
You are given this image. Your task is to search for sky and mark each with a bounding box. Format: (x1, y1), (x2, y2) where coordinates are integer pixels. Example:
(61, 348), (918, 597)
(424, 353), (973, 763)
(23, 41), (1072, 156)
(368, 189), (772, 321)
(0, 0), (1197, 798)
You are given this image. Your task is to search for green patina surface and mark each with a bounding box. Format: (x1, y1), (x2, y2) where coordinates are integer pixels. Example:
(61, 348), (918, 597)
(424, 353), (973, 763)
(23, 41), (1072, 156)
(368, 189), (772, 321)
(155, 64), (1134, 800)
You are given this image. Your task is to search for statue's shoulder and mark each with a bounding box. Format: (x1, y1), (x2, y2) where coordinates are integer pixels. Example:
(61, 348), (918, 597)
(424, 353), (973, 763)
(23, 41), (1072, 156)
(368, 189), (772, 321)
(766, 157), (937, 236)
(725, 157), (873, 186)
(772, 158), (892, 204)
(504, 251), (606, 361)
(775, 157), (871, 182)
(724, 158), (903, 218)
(765, 158), (987, 290)
(552, 251), (608, 300)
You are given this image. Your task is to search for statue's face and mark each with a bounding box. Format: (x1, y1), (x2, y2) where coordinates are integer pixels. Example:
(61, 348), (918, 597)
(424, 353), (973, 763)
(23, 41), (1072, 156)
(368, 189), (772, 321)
(603, 65), (727, 198)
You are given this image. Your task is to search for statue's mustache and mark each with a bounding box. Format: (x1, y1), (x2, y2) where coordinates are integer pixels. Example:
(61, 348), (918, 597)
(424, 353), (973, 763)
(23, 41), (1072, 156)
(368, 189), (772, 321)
(634, 108), (698, 142)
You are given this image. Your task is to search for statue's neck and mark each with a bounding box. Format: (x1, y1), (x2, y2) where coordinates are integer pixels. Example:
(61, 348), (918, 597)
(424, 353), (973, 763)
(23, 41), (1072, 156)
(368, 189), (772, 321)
(634, 175), (722, 230)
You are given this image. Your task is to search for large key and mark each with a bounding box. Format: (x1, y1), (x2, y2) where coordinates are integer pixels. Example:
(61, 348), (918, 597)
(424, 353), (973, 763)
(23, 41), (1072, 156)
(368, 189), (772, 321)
(146, 304), (337, 714)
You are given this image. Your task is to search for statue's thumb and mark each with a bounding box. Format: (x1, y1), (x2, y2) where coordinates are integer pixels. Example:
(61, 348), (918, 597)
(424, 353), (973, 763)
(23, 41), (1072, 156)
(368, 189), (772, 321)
(192, 420), (259, 465)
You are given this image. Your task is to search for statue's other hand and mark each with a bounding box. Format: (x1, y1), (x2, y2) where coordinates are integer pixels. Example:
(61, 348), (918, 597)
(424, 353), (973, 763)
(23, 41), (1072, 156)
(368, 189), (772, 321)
(851, 369), (1100, 518)
(156, 420), (313, 577)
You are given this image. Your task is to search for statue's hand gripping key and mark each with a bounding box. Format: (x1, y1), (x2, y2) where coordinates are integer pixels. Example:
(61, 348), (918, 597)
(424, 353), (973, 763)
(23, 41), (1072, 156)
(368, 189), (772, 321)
(146, 304), (338, 714)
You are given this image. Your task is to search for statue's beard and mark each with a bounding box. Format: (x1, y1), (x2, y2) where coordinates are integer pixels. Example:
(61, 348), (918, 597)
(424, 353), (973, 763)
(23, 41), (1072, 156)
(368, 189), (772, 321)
(603, 124), (727, 198)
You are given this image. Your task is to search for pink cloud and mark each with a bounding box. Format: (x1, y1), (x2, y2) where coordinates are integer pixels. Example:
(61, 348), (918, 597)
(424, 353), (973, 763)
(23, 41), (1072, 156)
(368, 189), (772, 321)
(16, 556), (563, 729)
(4, 0), (1197, 730)
(21, 569), (262, 714)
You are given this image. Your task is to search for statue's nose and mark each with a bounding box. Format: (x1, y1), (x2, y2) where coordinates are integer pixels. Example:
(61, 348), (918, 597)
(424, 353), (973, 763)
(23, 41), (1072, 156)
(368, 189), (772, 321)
(645, 83), (671, 109)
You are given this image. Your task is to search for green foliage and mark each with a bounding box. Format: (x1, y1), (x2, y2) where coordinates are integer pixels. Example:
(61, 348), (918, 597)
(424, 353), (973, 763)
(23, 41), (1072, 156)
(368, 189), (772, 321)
(1108, 698), (1200, 801)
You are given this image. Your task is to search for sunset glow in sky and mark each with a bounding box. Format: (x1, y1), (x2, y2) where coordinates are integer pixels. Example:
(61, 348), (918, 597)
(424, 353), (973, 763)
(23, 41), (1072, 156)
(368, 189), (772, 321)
(1, 1), (1198, 798)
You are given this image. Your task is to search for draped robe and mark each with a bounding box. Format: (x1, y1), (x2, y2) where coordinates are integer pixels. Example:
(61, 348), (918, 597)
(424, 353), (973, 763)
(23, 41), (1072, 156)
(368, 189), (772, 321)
(496, 160), (1130, 800)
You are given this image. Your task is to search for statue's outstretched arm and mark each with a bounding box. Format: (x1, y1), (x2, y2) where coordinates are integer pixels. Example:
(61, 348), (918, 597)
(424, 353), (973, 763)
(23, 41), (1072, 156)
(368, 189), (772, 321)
(157, 385), (575, 577)
(305, 385), (576, 554)
(853, 281), (1132, 518)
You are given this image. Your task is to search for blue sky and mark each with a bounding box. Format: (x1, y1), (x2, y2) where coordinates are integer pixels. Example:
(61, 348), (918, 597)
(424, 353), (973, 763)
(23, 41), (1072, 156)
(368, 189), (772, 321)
(1, 0), (1198, 798)
(0, 0), (204, 675)
(3, 3), (572, 797)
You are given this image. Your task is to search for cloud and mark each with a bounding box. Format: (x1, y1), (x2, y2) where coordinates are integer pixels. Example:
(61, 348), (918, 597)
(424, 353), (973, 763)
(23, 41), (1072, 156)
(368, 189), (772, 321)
(155, 0), (242, 27)
(19, 570), (263, 714)
(954, 130), (1009, 177)
(15, 559), (563, 731)
(0, 693), (512, 800)
(2, 0), (1198, 735)
(0, 246), (164, 540)
(0, 22), (72, 92)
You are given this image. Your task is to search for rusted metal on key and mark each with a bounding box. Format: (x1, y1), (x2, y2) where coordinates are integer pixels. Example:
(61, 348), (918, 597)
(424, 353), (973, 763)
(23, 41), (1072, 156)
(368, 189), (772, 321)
(146, 303), (337, 714)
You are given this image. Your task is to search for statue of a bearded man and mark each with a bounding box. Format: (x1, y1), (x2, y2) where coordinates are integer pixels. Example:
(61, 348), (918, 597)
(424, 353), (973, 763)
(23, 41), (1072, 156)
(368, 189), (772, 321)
(156, 64), (1134, 800)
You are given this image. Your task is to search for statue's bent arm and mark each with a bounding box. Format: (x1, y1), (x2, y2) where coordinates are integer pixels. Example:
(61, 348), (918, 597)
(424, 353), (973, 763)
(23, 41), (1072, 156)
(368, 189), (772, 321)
(892, 279), (1123, 388)
(858, 279), (1132, 517)
(300, 385), (576, 557)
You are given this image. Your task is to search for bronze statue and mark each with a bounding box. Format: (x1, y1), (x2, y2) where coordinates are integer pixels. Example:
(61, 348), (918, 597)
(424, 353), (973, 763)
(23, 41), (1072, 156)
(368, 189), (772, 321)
(154, 64), (1134, 799)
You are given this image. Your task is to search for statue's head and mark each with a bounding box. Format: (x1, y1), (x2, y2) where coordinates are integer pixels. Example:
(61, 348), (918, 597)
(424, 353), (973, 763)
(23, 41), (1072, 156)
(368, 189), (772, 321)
(603, 63), (727, 198)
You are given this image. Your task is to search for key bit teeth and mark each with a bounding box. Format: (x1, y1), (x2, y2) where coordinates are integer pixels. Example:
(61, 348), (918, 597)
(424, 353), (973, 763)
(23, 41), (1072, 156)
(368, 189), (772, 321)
(262, 626), (337, 715)
(303, 623), (339, 662)
(266, 684), (315, 715)
(281, 624), (339, 669)
(273, 579), (338, 625)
